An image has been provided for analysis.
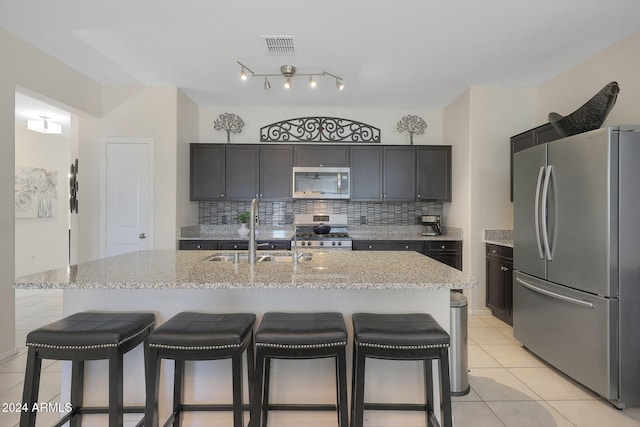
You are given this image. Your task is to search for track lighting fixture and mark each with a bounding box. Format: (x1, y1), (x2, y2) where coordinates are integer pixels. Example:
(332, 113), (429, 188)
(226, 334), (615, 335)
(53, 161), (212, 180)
(237, 61), (344, 91)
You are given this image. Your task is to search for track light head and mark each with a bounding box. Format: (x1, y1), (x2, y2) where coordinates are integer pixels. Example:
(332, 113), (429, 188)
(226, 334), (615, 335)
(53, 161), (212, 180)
(264, 77), (271, 90)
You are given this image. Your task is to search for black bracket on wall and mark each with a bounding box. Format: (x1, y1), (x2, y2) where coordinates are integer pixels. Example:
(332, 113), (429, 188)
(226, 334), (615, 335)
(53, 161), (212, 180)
(260, 117), (381, 143)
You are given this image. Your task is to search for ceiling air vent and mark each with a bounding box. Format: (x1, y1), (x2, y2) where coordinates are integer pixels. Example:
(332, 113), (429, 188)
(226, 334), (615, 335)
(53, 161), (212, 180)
(262, 36), (296, 55)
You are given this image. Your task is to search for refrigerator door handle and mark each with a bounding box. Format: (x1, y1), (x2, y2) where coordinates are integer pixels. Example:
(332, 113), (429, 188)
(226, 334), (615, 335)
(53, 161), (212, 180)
(541, 165), (553, 261)
(516, 277), (595, 308)
(534, 166), (545, 259)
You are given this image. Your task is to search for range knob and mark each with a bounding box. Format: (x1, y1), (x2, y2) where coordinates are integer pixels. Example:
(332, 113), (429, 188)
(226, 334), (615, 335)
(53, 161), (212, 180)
(337, 241), (342, 246)
(332, 241), (337, 246)
(319, 241), (324, 246)
(300, 241), (306, 246)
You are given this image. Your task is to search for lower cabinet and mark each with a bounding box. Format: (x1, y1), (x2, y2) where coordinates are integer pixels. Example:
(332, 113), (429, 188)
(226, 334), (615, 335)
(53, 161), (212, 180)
(178, 240), (217, 250)
(353, 239), (463, 271)
(215, 240), (291, 251)
(352, 240), (424, 253)
(424, 241), (462, 271)
(485, 243), (514, 325)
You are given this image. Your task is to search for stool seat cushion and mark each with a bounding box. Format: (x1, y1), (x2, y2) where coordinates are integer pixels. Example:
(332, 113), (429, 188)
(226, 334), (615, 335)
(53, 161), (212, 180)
(352, 313), (449, 348)
(256, 312), (347, 347)
(149, 312), (256, 349)
(26, 312), (155, 349)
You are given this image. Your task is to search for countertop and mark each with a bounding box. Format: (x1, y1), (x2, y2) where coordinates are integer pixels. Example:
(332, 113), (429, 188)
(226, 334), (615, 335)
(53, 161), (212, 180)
(14, 250), (476, 290)
(483, 229), (513, 248)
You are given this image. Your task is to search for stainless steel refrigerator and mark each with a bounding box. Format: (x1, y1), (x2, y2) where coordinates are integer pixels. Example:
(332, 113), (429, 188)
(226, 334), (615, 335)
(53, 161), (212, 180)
(513, 125), (640, 408)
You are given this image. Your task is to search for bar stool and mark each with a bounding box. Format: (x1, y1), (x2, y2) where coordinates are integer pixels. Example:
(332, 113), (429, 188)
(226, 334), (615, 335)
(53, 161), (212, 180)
(251, 312), (349, 427)
(351, 313), (452, 427)
(20, 311), (155, 427)
(144, 312), (256, 427)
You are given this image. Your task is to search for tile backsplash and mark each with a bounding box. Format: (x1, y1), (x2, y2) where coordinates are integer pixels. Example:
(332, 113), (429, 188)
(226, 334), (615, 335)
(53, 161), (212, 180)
(199, 201), (443, 226)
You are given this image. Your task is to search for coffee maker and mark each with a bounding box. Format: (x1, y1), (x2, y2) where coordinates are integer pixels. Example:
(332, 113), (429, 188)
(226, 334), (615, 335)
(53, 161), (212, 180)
(421, 215), (441, 236)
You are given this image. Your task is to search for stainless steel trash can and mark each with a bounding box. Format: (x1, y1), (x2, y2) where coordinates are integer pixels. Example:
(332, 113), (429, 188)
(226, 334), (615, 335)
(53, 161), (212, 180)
(450, 291), (470, 395)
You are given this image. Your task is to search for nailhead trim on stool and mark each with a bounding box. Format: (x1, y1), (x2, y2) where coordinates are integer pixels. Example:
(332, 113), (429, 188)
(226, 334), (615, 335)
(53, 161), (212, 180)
(351, 313), (453, 427)
(144, 312), (256, 427)
(251, 312), (349, 427)
(20, 311), (155, 427)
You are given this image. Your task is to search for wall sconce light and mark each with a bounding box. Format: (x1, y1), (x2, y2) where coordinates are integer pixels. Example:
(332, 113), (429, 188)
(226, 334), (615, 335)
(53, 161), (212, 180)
(237, 61), (344, 91)
(27, 116), (62, 134)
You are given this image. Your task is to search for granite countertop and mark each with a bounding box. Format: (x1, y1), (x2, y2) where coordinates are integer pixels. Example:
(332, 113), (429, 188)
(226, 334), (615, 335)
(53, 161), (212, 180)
(14, 250), (476, 290)
(483, 229), (513, 248)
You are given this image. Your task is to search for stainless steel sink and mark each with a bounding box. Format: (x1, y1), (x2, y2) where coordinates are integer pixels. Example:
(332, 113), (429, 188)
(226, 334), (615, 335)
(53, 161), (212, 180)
(206, 252), (312, 263)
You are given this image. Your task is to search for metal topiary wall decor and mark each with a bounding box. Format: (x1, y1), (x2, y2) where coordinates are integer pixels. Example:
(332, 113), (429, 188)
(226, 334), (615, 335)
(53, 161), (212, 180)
(397, 115), (427, 145)
(214, 113), (245, 143)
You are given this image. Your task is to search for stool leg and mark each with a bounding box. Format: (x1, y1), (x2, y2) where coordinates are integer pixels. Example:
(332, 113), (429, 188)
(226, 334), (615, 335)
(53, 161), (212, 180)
(247, 332), (255, 409)
(261, 357), (272, 427)
(108, 347), (125, 427)
(70, 360), (85, 427)
(424, 359), (435, 427)
(19, 347), (42, 427)
(351, 347), (366, 427)
(173, 359), (185, 427)
(232, 351), (244, 427)
(438, 348), (453, 427)
(145, 345), (160, 427)
(250, 348), (265, 427)
(336, 346), (348, 427)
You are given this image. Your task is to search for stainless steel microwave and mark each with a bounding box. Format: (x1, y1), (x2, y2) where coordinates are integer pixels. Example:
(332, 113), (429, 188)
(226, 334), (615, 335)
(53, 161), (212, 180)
(292, 166), (350, 199)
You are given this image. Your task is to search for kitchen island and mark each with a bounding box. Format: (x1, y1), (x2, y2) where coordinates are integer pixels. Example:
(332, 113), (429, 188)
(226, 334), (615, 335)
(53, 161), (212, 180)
(15, 250), (475, 426)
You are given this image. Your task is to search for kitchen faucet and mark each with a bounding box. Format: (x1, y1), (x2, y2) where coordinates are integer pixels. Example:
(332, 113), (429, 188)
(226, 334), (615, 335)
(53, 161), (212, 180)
(249, 198), (259, 265)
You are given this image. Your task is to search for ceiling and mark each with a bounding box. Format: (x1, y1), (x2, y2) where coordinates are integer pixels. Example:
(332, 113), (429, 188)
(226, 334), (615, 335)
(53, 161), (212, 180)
(3, 0), (640, 110)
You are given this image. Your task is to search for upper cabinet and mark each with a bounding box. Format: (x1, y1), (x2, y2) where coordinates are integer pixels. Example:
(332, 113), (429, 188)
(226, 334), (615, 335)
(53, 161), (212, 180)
(225, 145), (259, 201)
(190, 144), (225, 201)
(260, 145), (294, 201)
(383, 146), (416, 201)
(191, 143), (452, 203)
(350, 146), (383, 201)
(416, 146), (452, 202)
(293, 145), (349, 167)
(510, 123), (561, 200)
(190, 144), (293, 202)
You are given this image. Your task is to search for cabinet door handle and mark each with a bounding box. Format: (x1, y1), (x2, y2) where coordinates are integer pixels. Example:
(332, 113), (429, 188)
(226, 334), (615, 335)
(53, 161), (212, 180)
(405, 245), (409, 249)
(492, 249), (498, 254)
(441, 245), (446, 249)
(501, 266), (509, 272)
(196, 244), (202, 249)
(368, 245), (373, 249)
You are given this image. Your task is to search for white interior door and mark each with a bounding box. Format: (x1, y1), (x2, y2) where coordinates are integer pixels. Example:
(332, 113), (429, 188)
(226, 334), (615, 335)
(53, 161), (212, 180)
(105, 141), (152, 256)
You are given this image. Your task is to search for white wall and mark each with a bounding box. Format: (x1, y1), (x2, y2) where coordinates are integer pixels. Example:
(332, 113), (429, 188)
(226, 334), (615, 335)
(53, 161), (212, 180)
(14, 122), (70, 277)
(0, 27), (101, 358)
(537, 31), (640, 127)
(198, 106), (444, 146)
(176, 90), (200, 230)
(78, 86), (180, 262)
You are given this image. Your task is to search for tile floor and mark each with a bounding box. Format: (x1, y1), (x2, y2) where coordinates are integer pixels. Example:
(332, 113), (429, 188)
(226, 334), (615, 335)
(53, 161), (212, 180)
(2, 289), (640, 426)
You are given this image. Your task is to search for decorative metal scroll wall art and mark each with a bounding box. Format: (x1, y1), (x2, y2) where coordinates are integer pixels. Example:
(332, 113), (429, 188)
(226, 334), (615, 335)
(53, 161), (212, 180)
(69, 158), (78, 213)
(260, 117), (380, 143)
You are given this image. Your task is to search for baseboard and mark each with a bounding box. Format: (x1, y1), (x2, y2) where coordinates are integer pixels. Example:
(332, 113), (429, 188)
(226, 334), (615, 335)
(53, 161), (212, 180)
(469, 308), (492, 316)
(0, 347), (18, 362)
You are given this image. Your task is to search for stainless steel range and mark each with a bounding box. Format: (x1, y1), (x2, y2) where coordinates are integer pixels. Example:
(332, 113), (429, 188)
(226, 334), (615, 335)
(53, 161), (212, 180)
(292, 214), (352, 249)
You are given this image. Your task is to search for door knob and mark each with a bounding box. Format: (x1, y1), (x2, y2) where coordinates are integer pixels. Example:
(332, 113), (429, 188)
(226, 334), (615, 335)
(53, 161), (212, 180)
(139, 233), (147, 239)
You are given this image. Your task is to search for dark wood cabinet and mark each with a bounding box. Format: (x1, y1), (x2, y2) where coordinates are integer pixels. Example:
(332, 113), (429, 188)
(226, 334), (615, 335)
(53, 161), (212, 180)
(350, 146), (383, 201)
(190, 144), (225, 200)
(383, 147), (416, 201)
(510, 123), (561, 200)
(225, 145), (259, 200)
(485, 243), (514, 325)
(260, 145), (293, 201)
(424, 241), (462, 271)
(217, 240), (291, 251)
(416, 146), (452, 202)
(352, 240), (424, 253)
(178, 240), (218, 250)
(293, 145), (349, 166)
